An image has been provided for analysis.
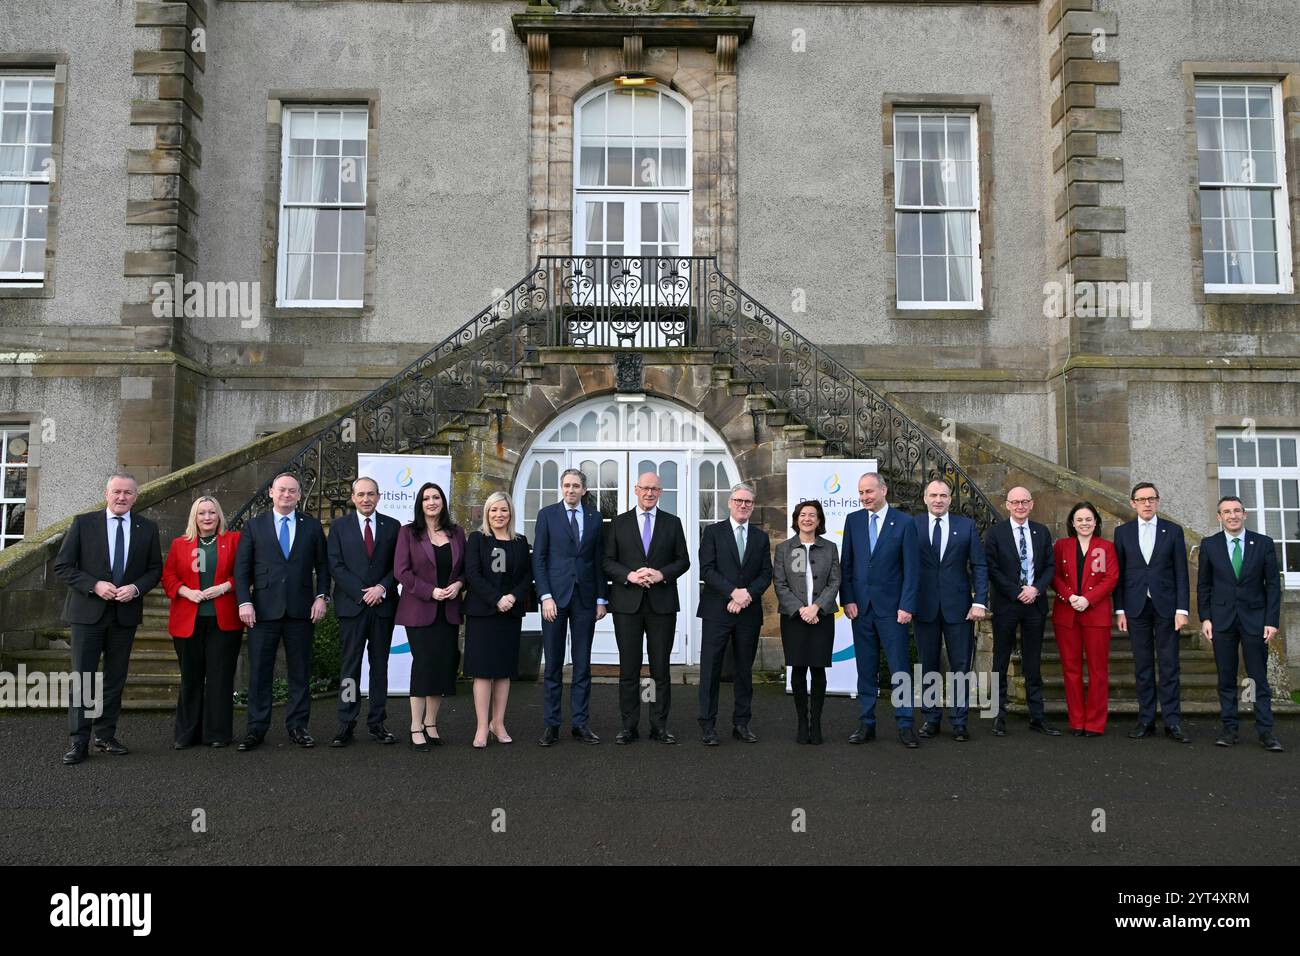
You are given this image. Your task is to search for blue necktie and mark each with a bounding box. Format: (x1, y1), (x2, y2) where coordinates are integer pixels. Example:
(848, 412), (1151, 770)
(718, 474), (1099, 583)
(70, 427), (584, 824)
(279, 515), (291, 559)
(1018, 525), (1029, 586)
(932, 517), (942, 557)
(111, 516), (125, 585)
(569, 508), (579, 542)
(868, 512), (878, 553)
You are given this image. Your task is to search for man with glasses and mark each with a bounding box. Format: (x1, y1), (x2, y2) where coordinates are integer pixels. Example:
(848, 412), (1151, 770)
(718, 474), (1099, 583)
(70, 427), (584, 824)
(983, 486), (1058, 736)
(604, 471), (690, 744)
(1113, 482), (1191, 743)
(696, 483), (772, 745)
(1197, 496), (1283, 751)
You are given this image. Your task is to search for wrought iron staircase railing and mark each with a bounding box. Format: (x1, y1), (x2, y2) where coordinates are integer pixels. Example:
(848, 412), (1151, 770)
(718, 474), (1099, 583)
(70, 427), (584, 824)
(228, 255), (998, 533)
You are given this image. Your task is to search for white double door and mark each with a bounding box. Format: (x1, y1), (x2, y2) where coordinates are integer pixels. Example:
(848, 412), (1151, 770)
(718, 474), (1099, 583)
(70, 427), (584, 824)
(549, 448), (692, 666)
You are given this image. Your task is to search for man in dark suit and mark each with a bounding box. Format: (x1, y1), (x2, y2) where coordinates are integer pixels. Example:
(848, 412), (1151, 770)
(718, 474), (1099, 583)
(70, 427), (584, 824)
(604, 470), (690, 744)
(984, 485), (1058, 736)
(327, 476), (400, 747)
(912, 478), (988, 742)
(1197, 495), (1283, 751)
(841, 472), (920, 748)
(696, 483), (772, 745)
(53, 472), (163, 765)
(1113, 481), (1191, 743)
(234, 472), (330, 750)
(533, 467), (608, 746)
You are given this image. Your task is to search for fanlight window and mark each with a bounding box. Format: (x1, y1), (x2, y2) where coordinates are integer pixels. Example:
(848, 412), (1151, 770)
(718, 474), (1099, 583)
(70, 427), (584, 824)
(579, 89), (689, 190)
(544, 403), (703, 445)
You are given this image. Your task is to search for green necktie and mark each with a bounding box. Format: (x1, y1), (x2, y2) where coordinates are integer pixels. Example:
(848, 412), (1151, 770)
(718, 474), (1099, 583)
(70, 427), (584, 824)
(1231, 536), (1243, 579)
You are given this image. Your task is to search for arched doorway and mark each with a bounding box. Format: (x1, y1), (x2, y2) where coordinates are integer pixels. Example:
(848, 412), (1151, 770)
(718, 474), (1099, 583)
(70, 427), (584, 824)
(515, 394), (740, 666)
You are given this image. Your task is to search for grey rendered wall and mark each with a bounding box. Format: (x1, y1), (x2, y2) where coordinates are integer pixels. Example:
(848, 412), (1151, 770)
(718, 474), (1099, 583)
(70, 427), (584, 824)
(736, 1), (1052, 351)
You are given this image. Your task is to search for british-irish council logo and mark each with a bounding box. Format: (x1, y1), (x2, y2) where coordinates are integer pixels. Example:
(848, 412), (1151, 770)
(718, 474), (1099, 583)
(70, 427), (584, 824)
(396, 467), (414, 488)
(823, 473), (841, 494)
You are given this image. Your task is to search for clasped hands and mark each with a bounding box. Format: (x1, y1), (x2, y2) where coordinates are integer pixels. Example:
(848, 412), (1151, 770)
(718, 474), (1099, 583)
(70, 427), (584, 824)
(94, 581), (140, 603)
(627, 567), (665, 589)
(432, 580), (463, 602)
(726, 587), (753, 615)
(178, 582), (232, 604)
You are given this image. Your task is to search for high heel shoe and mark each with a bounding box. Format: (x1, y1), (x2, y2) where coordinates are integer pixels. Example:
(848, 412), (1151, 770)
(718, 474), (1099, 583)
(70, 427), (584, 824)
(472, 733), (488, 749)
(424, 724), (442, 746)
(409, 729), (430, 752)
(489, 727), (513, 745)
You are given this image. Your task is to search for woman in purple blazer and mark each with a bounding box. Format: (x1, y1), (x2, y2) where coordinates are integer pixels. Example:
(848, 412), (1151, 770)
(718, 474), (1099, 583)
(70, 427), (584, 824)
(394, 482), (466, 751)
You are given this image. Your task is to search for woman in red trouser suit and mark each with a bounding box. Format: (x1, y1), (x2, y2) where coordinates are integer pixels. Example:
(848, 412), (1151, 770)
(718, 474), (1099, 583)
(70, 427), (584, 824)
(1052, 502), (1119, 736)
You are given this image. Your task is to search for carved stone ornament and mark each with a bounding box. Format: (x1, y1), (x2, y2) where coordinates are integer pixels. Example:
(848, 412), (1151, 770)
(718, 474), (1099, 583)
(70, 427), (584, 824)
(615, 352), (645, 393)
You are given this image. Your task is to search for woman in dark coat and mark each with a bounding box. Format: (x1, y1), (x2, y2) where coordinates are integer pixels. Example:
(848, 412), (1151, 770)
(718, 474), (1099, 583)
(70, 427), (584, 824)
(394, 481), (465, 750)
(464, 492), (533, 748)
(772, 500), (841, 745)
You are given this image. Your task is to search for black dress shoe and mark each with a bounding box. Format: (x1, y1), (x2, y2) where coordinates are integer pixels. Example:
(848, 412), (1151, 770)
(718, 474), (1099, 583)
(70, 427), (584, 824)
(1215, 730), (1238, 747)
(62, 741), (89, 765)
(368, 724), (396, 745)
(539, 725), (560, 747)
(1259, 734), (1284, 752)
(287, 728), (315, 748)
(93, 737), (129, 755)
(1128, 722), (1156, 739)
(1070, 728), (1085, 737)
(173, 741), (193, 750)
(992, 716), (1007, 736)
(614, 728), (638, 745)
(848, 724), (875, 744)
(571, 725), (600, 745)
(237, 733), (264, 752)
(732, 724), (758, 743)
(701, 728), (720, 746)
(1083, 730), (1103, 738)
(209, 740), (229, 749)
(1028, 719), (1062, 737)
(898, 727), (919, 749)
(1164, 724), (1191, 744)
(952, 726), (970, 742)
(648, 727), (677, 745)
(331, 724), (356, 748)
(918, 721), (939, 739)
(409, 729), (431, 752)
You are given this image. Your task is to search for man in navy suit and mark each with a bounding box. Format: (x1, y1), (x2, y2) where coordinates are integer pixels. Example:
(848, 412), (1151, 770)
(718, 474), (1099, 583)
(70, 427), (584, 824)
(1113, 481), (1191, 743)
(912, 478), (988, 742)
(234, 472), (330, 751)
(696, 483), (772, 745)
(983, 486), (1058, 736)
(1197, 495), (1283, 751)
(533, 468), (608, 746)
(53, 472), (163, 765)
(327, 476), (400, 747)
(841, 472), (920, 747)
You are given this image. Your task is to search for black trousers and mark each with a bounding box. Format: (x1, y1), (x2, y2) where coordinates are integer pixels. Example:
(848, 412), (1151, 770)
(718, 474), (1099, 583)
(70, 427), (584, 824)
(613, 608), (675, 731)
(991, 602), (1046, 720)
(337, 608), (394, 729)
(67, 607), (136, 745)
(1211, 625), (1274, 734)
(1127, 601), (1182, 726)
(914, 616), (974, 727)
(246, 616), (314, 736)
(697, 616), (759, 730)
(173, 617), (242, 745)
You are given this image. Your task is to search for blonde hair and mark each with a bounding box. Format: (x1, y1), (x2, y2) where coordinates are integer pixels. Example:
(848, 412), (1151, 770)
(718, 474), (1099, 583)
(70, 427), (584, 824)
(184, 496), (228, 541)
(479, 492), (514, 537)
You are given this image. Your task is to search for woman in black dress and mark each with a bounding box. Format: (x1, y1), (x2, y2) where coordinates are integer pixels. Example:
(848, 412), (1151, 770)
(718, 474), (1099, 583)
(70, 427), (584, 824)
(772, 500), (841, 744)
(464, 492), (533, 748)
(393, 481), (466, 750)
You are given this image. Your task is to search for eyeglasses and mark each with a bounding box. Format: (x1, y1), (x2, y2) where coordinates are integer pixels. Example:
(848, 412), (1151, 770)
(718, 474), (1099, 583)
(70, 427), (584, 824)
(1132, 496), (1160, 504)
(732, 499), (755, 507)
(1007, 499), (1032, 507)
(636, 486), (662, 493)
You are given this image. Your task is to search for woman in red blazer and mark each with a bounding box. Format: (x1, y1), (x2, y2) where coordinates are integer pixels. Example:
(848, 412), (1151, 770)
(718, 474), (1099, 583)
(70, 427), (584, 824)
(394, 481), (466, 750)
(161, 496), (243, 749)
(1052, 502), (1120, 736)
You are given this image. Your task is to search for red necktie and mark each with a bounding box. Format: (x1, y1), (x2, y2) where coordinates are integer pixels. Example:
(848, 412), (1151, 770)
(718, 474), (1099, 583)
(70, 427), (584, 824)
(364, 517), (374, 557)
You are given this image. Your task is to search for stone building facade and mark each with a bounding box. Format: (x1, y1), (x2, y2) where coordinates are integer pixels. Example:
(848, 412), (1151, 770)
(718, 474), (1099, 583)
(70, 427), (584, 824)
(1, 0), (1297, 682)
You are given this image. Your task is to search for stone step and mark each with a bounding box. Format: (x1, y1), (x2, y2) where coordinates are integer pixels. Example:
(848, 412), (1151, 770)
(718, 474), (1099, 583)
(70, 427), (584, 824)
(1041, 673), (1223, 701)
(9, 648), (181, 677)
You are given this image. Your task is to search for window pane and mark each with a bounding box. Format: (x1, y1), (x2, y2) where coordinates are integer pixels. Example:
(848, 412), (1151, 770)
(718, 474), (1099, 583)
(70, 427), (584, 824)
(922, 256), (947, 300)
(1197, 150), (1222, 182)
(1203, 219), (1223, 251)
(1263, 479), (1280, 508)
(1, 113), (26, 144)
(1286, 542), (1299, 574)
(1203, 252), (1225, 285)
(0, 241), (20, 272)
(660, 146), (687, 187)
(946, 116), (972, 161)
(607, 145), (633, 186)
(1238, 482), (1257, 509)
(920, 116), (944, 160)
(898, 161), (920, 205)
(895, 115), (919, 159)
(1194, 89), (1218, 118)
(285, 157), (316, 202)
(286, 254), (310, 299)
(634, 91), (658, 134)
(635, 146), (657, 186)
(314, 208), (339, 253)
(579, 145), (605, 186)
(1286, 481), (1300, 510)
(1255, 253), (1278, 286)
(21, 240), (43, 273)
(340, 210), (364, 253)
(1196, 117), (1221, 150)
(920, 161), (944, 206)
(1222, 92), (1247, 117)
(921, 213), (945, 254)
(285, 208), (315, 252)
(896, 212), (919, 255)
(319, 158), (339, 202)
(0, 207), (20, 240)
(1265, 511), (1281, 537)
(340, 111), (367, 153)
(0, 145), (23, 175)
(948, 257), (973, 302)
(2, 80), (28, 108)
(1247, 87), (1272, 117)
(311, 253), (337, 300)
(338, 255), (363, 301)
(1281, 439), (1297, 468)
(339, 157), (365, 203)
(24, 205), (45, 241)
(897, 256), (921, 301)
(1225, 251), (1252, 284)
(1250, 218), (1275, 251)
(580, 95), (605, 135)
(1199, 189), (1221, 219)
(1216, 437), (1234, 466)
(946, 160), (974, 206)
(1236, 439), (1257, 467)
(4, 466), (27, 499)
(660, 95), (686, 134)
(607, 91), (634, 134)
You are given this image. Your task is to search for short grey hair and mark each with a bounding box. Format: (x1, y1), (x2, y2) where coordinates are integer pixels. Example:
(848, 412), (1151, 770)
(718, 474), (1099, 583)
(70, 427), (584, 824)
(859, 471), (887, 489)
(352, 475), (380, 494)
(560, 468), (588, 489)
(729, 482), (756, 499)
(105, 471), (138, 489)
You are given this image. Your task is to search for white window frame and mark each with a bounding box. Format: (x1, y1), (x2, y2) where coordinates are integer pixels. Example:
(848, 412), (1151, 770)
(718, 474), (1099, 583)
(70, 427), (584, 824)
(0, 424), (30, 550)
(893, 109), (983, 310)
(0, 73), (54, 287)
(1195, 81), (1294, 294)
(1216, 429), (1300, 588)
(276, 104), (368, 308)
